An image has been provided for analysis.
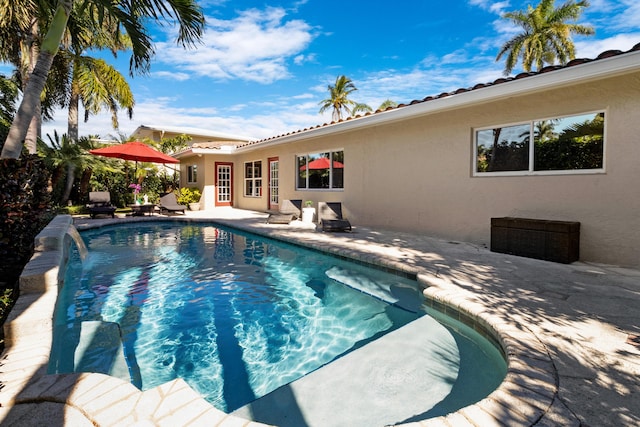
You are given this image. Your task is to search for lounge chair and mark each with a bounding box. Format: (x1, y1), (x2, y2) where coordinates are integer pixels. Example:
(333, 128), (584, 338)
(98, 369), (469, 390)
(87, 191), (117, 219)
(159, 192), (187, 215)
(318, 202), (352, 232)
(266, 199), (302, 224)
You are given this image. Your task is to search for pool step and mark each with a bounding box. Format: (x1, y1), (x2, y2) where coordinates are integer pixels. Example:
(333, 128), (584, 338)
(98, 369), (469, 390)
(232, 315), (460, 427)
(49, 321), (136, 385)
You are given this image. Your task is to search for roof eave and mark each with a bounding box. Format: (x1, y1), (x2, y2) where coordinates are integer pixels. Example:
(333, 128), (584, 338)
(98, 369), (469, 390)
(134, 125), (256, 143)
(173, 146), (237, 159)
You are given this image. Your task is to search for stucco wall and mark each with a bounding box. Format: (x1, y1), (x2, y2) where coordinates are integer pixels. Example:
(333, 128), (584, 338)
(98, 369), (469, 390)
(178, 156), (207, 208)
(187, 72), (640, 267)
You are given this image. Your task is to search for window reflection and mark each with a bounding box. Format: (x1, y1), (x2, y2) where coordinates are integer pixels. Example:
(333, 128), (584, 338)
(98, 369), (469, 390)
(476, 112), (604, 174)
(534, 113), (604, 171)
(477, 125), (530, 172)
(297, 150), (344, 189)
(244, 161), (262, 197)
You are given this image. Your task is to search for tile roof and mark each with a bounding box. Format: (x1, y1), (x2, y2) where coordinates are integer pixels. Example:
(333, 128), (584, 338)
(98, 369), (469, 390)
(237, 42), (640, 149)
(191, 141), (240, 149)
(135, 125), (255, 142)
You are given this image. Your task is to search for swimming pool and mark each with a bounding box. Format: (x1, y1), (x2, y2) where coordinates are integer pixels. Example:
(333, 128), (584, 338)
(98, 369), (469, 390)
(50, 222), (506, 423)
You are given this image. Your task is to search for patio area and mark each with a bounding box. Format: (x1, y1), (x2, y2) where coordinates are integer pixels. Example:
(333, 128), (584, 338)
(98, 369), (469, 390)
(1, 207), (638, 426)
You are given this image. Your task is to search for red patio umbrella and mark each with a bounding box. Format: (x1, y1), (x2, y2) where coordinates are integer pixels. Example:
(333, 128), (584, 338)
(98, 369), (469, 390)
(89, 141), (179, 164)
(300, 157), (344, 170)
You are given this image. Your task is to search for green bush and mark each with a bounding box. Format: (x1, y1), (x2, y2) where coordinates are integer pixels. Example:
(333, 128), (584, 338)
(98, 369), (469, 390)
(176, 187), (201, 204)
(58, 205), (89, 215)
(0, 155), (54, 322)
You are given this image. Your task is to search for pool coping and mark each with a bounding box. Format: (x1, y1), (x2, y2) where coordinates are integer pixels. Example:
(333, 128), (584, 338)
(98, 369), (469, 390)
(1, 214), (564, 426)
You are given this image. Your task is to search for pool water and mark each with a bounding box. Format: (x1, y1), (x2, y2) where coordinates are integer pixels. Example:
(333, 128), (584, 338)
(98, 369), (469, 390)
(50, 222), (506, 418)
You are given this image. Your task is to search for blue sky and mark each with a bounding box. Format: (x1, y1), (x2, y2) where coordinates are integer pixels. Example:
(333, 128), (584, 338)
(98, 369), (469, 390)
(12, 0), (640, 141)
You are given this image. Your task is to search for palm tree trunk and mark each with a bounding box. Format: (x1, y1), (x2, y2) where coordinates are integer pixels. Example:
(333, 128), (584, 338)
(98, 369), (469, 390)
(62, 163), (76, 204)
(68, 86), (79, 143)
(489, 128), (502, 171)
(79, 167), (92, 200)
(25, 104), (41, 154)
(24, 19), (41, 154)
(1, 0), (72, 159)
(1, 52), (54, 159)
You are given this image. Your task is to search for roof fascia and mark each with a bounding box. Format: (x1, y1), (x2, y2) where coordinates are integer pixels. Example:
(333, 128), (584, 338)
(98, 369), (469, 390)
(174, 146), (236, 159)
(235, 50), (640, 152)
(135, 125), (255, 143)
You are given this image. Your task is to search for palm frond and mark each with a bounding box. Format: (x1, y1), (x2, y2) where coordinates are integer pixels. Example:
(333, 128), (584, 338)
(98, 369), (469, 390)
(496, 0), (594, 75)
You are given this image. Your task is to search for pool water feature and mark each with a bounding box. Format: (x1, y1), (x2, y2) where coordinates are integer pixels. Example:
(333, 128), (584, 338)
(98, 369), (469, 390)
(50, 222), (506, 422)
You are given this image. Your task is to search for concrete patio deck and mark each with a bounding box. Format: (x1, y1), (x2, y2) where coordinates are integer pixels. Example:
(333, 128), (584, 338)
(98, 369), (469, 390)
(1, 207), (638, 426)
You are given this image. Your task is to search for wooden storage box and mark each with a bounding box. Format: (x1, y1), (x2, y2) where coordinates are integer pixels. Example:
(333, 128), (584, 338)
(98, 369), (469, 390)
(491, 217), (580, 264)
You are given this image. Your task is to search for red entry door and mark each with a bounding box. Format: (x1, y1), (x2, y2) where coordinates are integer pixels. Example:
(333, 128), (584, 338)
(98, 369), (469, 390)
(268, 157), (279, 210)
(215, 162), (233, 207)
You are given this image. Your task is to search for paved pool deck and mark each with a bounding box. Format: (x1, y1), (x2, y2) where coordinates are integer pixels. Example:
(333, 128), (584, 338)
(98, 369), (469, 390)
(1, 207), (638, 426)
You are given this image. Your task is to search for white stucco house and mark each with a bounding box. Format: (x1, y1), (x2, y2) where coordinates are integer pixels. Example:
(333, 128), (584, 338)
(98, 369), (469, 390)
(146, 44), (640, 267)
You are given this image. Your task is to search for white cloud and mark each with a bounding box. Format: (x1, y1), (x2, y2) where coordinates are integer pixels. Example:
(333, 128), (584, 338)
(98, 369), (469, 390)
(228, 103), (247, 112)
(291, 93), (314, 100)
(441, 50), (473, 65)
(586, 0), (640, 30)
(468, 0), (511, 15)
(151, 71), (191, 81)
(293, 53), (316, 65)
(154, 7), (315, 84)
(608, 0), (640, 31)
(489, 1), (511, 14)
(41, 93), (324, 142)
(575, 33), (640, 57)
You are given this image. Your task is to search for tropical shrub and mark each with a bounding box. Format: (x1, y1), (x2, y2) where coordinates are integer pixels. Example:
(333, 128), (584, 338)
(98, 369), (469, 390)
(176, 187), (201, 204)
(0, 155), (54, 324)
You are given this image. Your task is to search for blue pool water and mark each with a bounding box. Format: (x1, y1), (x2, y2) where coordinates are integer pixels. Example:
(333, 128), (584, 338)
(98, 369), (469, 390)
(50, 222), (506, 419)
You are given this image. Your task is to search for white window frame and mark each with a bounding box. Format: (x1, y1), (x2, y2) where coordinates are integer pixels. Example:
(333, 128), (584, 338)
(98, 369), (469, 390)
(296, 149), (345, 191)
(244, 160), (262, 197)
(187, 165), (198, 183)
(473, 110), (606, 177)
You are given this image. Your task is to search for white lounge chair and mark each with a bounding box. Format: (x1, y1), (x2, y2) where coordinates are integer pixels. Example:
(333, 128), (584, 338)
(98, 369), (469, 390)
(266, 199), (302, 224)
(318, 202), (352, 232)
(159, 192), (187, 214)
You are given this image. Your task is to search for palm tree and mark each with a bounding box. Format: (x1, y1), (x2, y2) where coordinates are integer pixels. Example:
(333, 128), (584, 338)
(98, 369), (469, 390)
(37, 131), (84, 203)
(0, 0), (53, 154)
(1, 0), (205, 159)
(378, 99), (398, 110)
(496, 0), (594, 75)
(66, 56), (134, 140)
(534, 119), (557, 142)
(319, 75), (359, 122)
(351, 103), (372, 117)
(59, 3), (135, 144)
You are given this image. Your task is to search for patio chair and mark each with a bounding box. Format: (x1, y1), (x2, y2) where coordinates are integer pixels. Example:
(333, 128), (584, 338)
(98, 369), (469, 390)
(87, 191), (117, 219)
(318, 202), (352, 232)
(159, 192), (187, 215)
(266, 199), (302, 224)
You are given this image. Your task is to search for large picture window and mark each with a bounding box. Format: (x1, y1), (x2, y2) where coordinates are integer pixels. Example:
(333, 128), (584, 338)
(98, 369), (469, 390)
(244, 160), (262, 197)
(297, 150), (344, 190)
(475, 112), (605, 175)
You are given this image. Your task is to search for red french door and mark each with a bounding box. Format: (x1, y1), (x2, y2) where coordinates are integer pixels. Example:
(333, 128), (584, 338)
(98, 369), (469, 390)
(268, 157), (279, 210)
(215, 162), (233, 207)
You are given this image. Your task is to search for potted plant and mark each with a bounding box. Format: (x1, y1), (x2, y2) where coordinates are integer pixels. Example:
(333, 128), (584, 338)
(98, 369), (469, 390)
(302, 200), (315, 223)
(177, 187), (202, 211)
